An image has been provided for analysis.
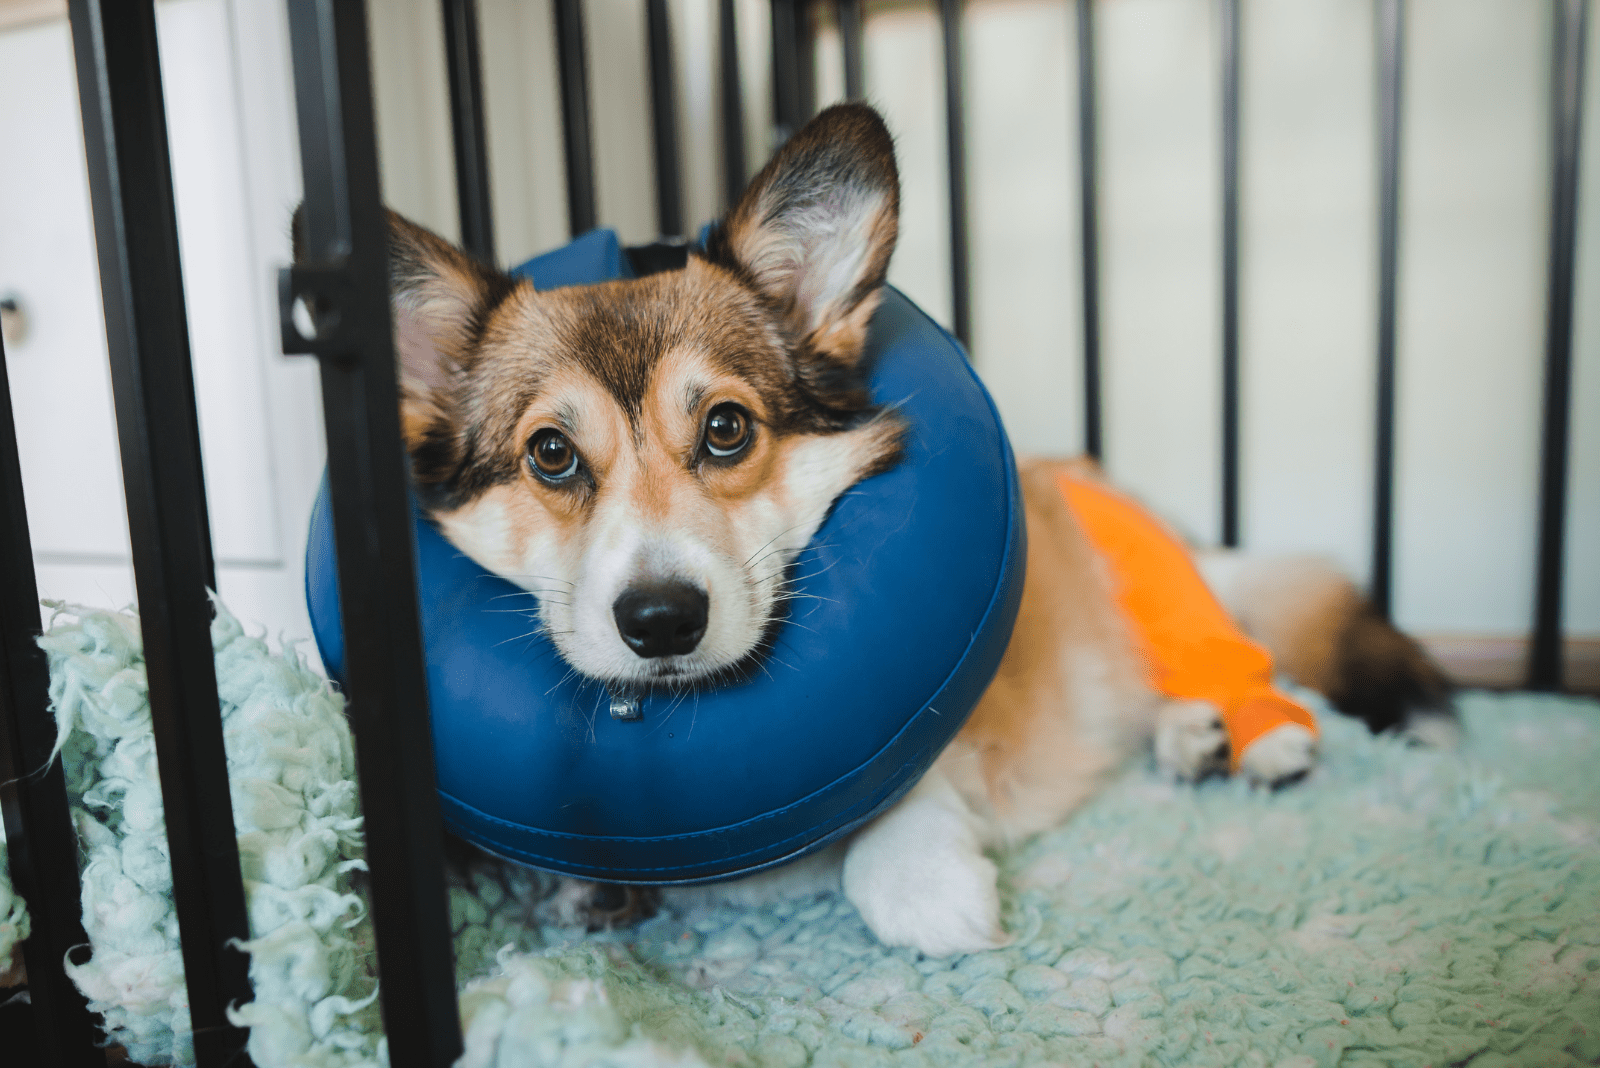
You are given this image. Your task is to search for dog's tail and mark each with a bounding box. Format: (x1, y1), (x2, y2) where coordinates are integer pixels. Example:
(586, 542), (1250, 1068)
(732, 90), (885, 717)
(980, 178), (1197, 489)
(1198, 552), (1457, 743)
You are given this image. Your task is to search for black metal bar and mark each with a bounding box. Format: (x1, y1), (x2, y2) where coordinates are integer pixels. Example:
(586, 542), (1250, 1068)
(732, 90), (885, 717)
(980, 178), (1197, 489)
(553, 0), (597, 235)
(1075, 0), (1102, 460)
(1371, 0), (1404, 619)
(280, 3), (463, 1063)
(719, 0), (748, 208)
(838, 0), (865, 100)
(441, 0), (496, 263)
(64, 4), (254, 1064)
(646, 0), (685, 237)
(772, 0), (804, 147)
(0, 994), (40, 1063)
(1, 342), (104, 1067)
(1530, 0), (1590, 690)
(1220, 0), (1242, 546)
(939, 0), (972, 347)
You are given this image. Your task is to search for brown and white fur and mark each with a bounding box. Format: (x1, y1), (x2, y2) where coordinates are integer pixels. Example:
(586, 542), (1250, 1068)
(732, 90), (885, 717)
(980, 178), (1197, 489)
(334, 104), (1454, 958)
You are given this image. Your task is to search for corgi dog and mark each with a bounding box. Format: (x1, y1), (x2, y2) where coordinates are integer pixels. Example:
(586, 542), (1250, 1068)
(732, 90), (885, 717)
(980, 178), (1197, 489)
(349, 103), (1452, 957)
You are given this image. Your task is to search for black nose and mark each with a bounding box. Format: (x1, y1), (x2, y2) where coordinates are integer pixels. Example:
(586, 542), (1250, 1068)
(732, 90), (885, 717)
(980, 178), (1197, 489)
(612, 582), (709, 658)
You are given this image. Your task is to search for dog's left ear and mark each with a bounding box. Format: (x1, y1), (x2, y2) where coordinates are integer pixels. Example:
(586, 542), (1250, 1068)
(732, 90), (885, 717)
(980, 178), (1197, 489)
(702, 104), (899, 404)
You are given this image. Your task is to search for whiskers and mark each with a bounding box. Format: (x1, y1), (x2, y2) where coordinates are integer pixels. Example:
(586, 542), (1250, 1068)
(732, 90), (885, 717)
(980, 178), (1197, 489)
(495, 572), (576, 588)
(484, 578), (574, 655)
(482, 580), (573, 622)
(751, 543), (841, 615)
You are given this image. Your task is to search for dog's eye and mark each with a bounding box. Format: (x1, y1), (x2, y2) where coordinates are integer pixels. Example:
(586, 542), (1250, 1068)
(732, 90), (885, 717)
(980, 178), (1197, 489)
(703, 403), (754, 458)
(528, 428), (580, 481)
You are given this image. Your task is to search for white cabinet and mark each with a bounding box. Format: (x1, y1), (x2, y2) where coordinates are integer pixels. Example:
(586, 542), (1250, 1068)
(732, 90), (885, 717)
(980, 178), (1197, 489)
(0, 17), (127, 565)
(1, 1), (325, 660)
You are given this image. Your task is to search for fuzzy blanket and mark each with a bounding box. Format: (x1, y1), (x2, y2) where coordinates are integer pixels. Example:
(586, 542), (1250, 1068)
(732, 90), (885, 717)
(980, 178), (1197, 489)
(1, 602), (1597, 1067)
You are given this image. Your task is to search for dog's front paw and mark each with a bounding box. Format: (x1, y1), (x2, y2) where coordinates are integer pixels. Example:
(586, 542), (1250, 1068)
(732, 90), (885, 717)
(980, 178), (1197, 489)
(1237, 721), (1317, 786)
(845, 845), (1006, 958)
(842, 769), (1008, 957)
(1154, 699), (1230, 781)
(543, 877), (660, 931)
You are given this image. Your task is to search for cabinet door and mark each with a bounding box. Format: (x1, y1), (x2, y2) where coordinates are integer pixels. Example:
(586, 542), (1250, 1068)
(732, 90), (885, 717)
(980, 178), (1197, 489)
(2, 2), (325, 656)
(0, 17), (129, 565)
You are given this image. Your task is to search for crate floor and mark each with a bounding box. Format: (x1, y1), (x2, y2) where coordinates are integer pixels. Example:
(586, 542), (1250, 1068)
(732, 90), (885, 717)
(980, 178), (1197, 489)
(4, 602), (1597, 1067)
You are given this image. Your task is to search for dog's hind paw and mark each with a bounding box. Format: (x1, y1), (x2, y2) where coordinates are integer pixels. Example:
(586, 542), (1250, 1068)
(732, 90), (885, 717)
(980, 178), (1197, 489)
(1238, 722), (1317, 786)
(544, 878), (660, 931)
(1154, 700), (1230, 781)
(1401, 710), (1462, 750)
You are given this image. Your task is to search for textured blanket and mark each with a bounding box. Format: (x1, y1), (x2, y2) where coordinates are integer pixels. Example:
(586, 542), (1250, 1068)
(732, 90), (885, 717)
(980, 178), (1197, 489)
(1, 602), (1597, 1067)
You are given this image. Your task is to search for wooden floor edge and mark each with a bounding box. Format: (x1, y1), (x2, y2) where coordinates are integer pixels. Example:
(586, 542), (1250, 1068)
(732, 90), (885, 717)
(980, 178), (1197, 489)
(1418, 634), (1600, 695)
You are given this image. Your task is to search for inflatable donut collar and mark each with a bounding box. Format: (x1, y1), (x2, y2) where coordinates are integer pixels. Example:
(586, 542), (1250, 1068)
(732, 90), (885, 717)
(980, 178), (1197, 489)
(306, 230), (1026, 884)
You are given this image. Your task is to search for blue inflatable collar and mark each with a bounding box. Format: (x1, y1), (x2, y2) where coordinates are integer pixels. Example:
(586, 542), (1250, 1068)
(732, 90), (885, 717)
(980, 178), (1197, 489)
(306, 231), (1025, 884)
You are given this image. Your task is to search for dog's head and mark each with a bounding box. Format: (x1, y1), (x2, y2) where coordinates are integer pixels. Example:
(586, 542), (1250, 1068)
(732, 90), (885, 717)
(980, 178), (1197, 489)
(377, 104), (904, 687)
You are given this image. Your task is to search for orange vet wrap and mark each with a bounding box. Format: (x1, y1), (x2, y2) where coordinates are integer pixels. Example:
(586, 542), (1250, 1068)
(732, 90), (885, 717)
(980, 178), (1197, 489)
(1057, 473), (1317, 769)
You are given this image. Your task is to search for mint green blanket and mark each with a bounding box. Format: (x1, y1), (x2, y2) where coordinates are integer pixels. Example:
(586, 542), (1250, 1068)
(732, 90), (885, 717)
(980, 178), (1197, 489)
(2, 603), (1596, 1067)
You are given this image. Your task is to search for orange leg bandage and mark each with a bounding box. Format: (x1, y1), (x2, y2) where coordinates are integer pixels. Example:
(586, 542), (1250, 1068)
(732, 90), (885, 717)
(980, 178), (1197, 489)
(1057, 473), (1317, 770)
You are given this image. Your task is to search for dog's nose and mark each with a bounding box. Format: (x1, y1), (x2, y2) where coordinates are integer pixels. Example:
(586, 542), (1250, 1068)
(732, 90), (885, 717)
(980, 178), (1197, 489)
(613, 582), (709, 658)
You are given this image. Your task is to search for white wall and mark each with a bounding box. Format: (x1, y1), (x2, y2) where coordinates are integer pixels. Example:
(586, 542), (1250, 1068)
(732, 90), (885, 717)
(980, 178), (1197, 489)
(3, 0), (1595, 650)
(1571, 0), (1600, 636)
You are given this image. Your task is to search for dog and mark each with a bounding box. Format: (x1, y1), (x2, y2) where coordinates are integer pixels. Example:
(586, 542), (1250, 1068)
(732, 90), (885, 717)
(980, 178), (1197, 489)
(335, 103), (1453, 958)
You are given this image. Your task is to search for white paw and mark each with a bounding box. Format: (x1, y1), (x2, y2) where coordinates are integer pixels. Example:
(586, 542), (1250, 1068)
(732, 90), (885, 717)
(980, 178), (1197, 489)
(1238, 722), (1317, 786)
(842, 769), (1008, 957)
(542, 877), (600, 926)
(1402, 712), (1461, 750)
(537, 877), (657, 930)
(1154, 700), (1230, 781)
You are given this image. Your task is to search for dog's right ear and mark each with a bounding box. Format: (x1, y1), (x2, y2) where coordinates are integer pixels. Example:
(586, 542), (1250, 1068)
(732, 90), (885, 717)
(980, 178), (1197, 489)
(293, 206), (514, 447)
(700, 104), (899, 408)
(383, 211), (516, 442)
